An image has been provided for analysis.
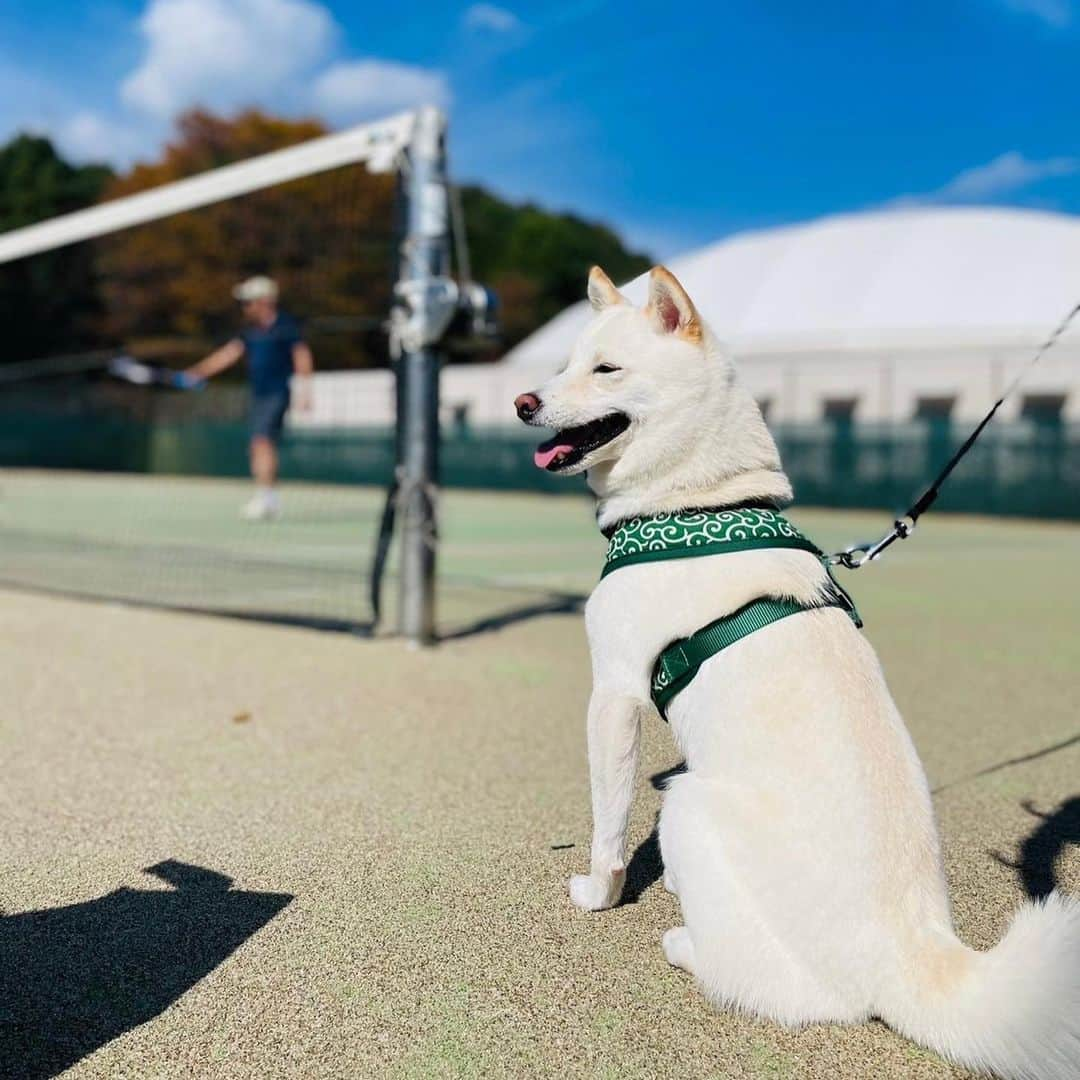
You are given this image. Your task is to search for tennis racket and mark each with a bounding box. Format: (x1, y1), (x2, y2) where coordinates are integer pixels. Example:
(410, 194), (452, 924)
(107, 355), (206, 391)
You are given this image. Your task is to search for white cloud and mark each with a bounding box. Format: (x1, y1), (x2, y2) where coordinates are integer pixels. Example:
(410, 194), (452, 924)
(463, 3), (522, 32)
(121, 0), (336, 117)
(938, 151), (1079, 198)
(999, 0), (1071, 27)
(887, 151), (1080, 207)
(55, 111), (148, 164)
(312, 60), (450, 122)
(2, 0), (451, 169)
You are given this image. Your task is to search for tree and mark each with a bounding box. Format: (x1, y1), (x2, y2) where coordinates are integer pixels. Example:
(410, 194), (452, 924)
(0, 111), (653, 372)
(459, 185), (652, 350)
(97, 109), (397, 369)
(100, 115), (653, 364)
(0, 135), (112, 365)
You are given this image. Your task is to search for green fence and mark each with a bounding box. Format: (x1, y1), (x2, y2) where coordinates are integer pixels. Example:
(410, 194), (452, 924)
(1, 381), (1078, 517)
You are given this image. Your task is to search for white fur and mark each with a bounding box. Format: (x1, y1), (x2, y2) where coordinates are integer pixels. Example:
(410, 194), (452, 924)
(524, 267), (1080, 1079)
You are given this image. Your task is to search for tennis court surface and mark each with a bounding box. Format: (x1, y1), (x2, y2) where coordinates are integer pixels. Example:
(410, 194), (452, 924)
(2, 487), (1079, 1079)
(0, 469), (602, 633)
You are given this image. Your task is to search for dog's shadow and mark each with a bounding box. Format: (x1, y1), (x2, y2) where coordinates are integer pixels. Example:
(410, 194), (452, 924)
(620, 763), (687, 905)
(993, 796), (1080, 900)
(0, 859), (292, 1080)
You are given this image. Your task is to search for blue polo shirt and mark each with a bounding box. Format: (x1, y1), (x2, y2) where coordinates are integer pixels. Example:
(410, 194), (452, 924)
(241, 313), (303, 398)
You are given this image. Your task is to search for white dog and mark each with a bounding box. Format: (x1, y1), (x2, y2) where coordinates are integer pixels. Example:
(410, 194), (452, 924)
(515, 265), (1080, 1080)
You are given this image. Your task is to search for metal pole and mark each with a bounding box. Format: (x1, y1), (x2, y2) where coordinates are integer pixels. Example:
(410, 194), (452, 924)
(396, 107), (450, 645)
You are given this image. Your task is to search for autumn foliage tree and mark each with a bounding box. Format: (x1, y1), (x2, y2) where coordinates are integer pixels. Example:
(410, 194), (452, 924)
(0, 108), (651, 372)
(97, 109), (397, 369)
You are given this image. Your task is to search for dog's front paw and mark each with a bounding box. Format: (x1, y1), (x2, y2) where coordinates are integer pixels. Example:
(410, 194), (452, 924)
(569, 870), (624, 911)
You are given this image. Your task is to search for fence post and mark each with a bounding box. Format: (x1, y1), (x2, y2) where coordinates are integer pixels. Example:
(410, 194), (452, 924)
(396, 107), (450, 645)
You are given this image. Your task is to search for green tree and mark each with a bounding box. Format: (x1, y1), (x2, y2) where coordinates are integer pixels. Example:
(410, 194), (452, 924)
(0, 135), (112, 365)
(459, 185), (652, 350)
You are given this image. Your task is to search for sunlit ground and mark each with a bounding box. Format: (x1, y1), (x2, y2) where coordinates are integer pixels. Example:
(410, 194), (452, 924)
(2, 473), (1078, 1077)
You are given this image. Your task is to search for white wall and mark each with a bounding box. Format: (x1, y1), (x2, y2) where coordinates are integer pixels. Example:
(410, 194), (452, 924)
(292, 343), (1080, 429)
(736, 343), (1080, 423)
(289, 368), (394, 428)
(291, 365), (531, 429)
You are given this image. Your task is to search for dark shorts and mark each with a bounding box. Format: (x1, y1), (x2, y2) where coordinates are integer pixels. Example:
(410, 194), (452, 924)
(250, 392), (290, 442)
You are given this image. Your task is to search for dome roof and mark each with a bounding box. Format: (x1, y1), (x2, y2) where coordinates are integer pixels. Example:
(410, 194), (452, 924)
(502, 206), (1080, 372)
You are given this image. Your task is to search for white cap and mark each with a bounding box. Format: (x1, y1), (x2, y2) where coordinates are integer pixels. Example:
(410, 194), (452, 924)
(232, 275), (279, 302)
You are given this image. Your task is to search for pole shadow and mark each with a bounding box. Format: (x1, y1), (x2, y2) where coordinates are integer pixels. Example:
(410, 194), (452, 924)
(933, 730), (1080, 795)
(0, 860), (292, 1079)
(439, 592), (586, 642)
(992, 796), (1080, 900)
(0, 579), (371, 637)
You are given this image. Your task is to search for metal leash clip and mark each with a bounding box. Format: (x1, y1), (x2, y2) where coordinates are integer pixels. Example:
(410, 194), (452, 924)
(828, 516), (916, 570)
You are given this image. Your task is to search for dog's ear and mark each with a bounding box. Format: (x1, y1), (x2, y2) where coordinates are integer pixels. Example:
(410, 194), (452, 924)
(646, 266), (702, 343)
(587, 265), (626, 311)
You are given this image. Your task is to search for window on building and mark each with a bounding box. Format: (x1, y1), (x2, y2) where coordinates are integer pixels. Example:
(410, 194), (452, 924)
(822, 398), (857, 474)
(822, 397), (857, 424)
(914, 396), (955, 421)
(1021, 393), (1066, 426)
(449, 402), (471, 436)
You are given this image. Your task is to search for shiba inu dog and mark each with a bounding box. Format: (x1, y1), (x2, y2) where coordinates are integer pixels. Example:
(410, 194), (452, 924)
(514, 265), (1080, 1080)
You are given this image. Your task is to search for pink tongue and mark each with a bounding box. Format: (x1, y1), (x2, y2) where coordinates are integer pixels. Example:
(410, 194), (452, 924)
(534, 443), (574, 469)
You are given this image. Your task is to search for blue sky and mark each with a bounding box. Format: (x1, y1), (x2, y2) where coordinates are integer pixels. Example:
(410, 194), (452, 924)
(2, 0), (1080, 257)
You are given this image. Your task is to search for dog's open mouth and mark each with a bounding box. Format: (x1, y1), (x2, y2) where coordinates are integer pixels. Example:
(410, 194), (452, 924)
(534, 412), (630, 471)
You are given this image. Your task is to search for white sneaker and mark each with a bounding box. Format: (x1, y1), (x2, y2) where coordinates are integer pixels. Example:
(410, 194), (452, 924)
(241, 491), (280, 521)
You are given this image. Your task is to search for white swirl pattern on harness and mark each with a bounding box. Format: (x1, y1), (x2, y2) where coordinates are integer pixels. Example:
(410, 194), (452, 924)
(606, 508), (803, 564)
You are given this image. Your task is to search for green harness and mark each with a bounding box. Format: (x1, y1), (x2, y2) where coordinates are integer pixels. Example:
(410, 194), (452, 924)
(601, 507), (862, 719)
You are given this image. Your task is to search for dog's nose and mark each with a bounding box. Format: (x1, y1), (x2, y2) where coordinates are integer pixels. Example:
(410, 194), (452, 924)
(514, 392), (540, 421)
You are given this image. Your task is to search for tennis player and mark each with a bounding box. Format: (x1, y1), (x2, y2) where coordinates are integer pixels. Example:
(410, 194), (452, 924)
(186, 276), (314, 520)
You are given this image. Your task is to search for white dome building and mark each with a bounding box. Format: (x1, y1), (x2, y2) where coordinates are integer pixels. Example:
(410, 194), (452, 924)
(301, 206), (1080, 430)
(492, 206), (1080, 425)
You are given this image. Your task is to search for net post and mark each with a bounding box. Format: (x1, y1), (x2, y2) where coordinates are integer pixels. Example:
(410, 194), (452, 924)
(396, 107), (449, 646)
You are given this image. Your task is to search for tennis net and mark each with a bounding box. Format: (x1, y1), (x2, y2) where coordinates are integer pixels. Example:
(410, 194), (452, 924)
(0, 114), (408, 629)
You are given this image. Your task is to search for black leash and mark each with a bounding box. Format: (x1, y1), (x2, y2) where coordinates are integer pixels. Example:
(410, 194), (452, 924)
(830, 298), (1080, 569)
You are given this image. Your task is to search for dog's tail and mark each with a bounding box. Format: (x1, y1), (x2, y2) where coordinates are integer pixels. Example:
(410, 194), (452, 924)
(878, 892), (1080, 1080)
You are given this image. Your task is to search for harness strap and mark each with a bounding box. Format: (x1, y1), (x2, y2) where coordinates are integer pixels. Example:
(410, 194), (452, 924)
(652, 595), (852, 720)
(598, 507), (863, 719)
(603, 535), (822, 578)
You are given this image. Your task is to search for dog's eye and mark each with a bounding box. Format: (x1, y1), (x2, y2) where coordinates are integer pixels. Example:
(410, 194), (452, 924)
(593, 363), (620, 374)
